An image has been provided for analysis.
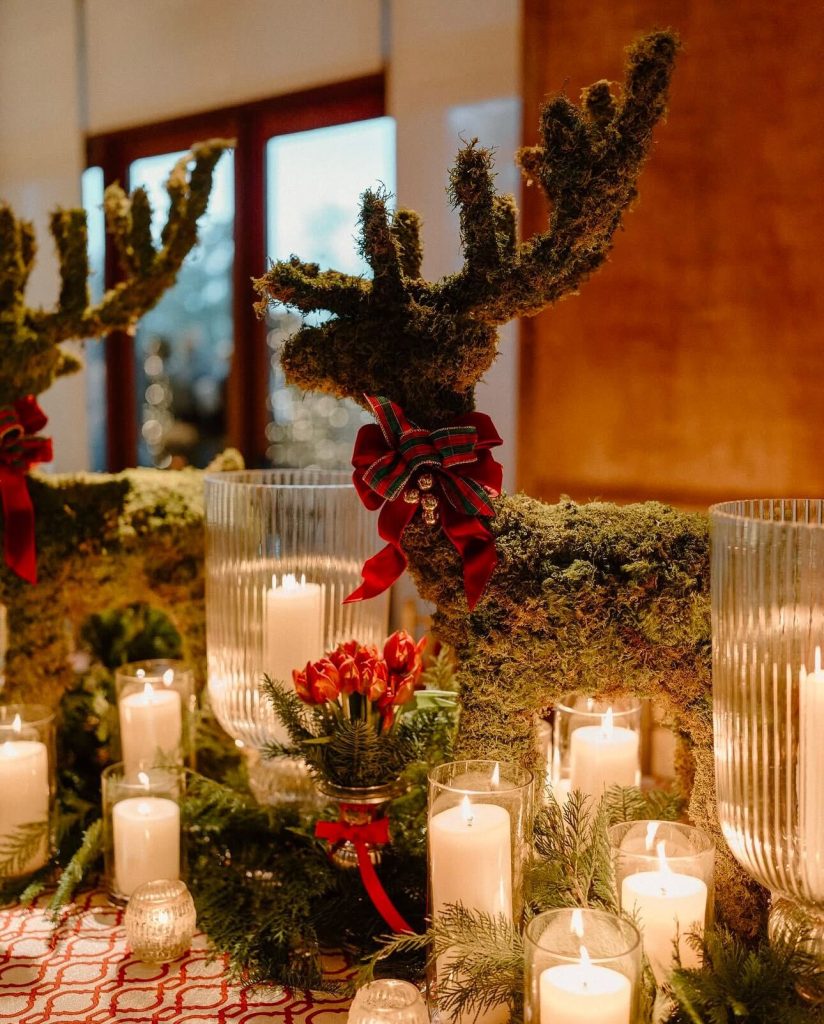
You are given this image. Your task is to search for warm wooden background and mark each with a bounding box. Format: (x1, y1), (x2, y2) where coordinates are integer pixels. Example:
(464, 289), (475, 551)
(519, 0), (824, 510)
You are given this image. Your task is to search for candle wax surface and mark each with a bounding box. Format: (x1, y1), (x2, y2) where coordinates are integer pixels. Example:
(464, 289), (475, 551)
(569, 725), (639, 800)
(621, 869), (707, 981)
(539, 962), (631, 1024)
(0, 739), (49, 874)
(119, 686), (183, 774)
(113, 796), (180, 897)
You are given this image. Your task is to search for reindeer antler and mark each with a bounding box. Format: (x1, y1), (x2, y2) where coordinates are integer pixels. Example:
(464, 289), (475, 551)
(254, 32), (676, 426)
(0, 138), (231, 404)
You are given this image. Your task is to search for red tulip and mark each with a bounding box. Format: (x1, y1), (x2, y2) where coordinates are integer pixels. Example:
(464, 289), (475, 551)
(329, 643), (361, 695)
(383, 631), (425, 675)
(354, 646), (389, 701)
(292, 657), (341, 704)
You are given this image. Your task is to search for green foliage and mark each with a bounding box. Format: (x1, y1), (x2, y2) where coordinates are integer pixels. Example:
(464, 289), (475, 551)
(420, 646), (459, 692)
(47, 819), (103, 921)
(262, 677), (455, 789)
(80, 602), (183, 670)
(665, 927), (824, 1024)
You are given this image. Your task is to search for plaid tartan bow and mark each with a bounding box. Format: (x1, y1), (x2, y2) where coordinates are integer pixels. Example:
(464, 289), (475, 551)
(0, 396), (53, 584)
(346, 395), (503, 610)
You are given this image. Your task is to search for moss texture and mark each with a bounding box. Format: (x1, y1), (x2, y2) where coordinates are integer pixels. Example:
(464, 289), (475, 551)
(0, 449), (242, 710)
(0, 139), (230, 404)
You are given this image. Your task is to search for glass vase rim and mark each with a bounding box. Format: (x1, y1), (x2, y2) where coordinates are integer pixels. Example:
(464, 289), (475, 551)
(710, 498), (824, 528)
(115, 658), (192, 680)
(523, 907), (641, 961)
(428, 758), (534, 793)
(203, 468), (355, 490)
(319, 779), (405, 803)
(0, 703), (54, 729)
(607, 819), (716, 858)
(127, 877), (190, 904)
(353, 977), (426, 1010)
(555, 693), (641, 719)
(101, 762), (186, 788)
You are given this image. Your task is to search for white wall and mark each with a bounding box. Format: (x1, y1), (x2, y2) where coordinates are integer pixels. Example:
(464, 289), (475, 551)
(0, 0), (520, 475)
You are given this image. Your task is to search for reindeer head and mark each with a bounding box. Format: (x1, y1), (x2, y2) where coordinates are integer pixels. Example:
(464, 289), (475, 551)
(0, 139), (230, 406)
(255, 33), (677, 427)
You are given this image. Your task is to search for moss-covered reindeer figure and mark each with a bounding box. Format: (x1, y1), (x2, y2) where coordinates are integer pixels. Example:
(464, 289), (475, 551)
(255, 34), (764, 938)
(0, 140), (237, 709)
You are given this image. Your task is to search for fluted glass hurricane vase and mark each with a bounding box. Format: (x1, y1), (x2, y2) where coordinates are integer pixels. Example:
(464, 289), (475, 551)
(205, 470), (389, 802)
(711, 499), (824, 968)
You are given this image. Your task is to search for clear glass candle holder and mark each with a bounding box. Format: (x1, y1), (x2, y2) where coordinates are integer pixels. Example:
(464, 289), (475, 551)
(347, 980), (429, 1024)
(102, 763), (185, 905)
(609, 820), (714, 984)
(115, 659), (195, 774)
(550, 695), (642, 804)
(524, 908), (641, 1024)
(0, 704), (56, 878)
(711, 498), (824, 979)
(428, 759), (534, 1024)
(204, 470), (389, 803)
(125, 878), (197, 963)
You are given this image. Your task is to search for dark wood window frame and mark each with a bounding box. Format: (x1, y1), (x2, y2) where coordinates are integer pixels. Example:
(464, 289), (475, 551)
(86, 74), (385, 471)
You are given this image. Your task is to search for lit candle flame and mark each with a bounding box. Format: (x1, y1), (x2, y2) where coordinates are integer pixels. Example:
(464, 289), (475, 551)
(11, 714), (21, 734)
(571, 908), (584, 938)
(142, 681), (155, 701)
(136, 668), (145, 679)
(645, 821), (660, 851)
(460, 794), (474, 827)
(600, 706), (614, 738)
(138, 771), (150, 791)
(162, 669), (174, 686)
(579, 944), (593, 990)
(491, 763), (500, 787)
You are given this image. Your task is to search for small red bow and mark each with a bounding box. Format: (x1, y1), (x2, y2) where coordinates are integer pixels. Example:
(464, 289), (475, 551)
(315, 813), (413, 933)
(346, 395), (503, 610)
(0, 396), (52, 584)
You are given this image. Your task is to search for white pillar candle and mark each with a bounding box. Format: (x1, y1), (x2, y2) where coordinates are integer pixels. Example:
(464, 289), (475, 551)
(621, 840), (707, 982)
(0, 716), (49, 874)
(430, 796), (512, 1024)
(539, 946), (631, 1024)
(119, 680), (183, 774)
(569, 708), (639, 800)
(800, 649), (824, 899)
(113, 786), (180, 898)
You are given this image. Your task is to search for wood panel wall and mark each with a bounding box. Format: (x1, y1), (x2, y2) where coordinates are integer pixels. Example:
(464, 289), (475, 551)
(519, 1), (824, 509)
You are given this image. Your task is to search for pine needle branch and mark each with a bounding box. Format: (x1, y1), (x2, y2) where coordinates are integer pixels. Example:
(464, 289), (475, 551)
(0, 820), (49, 878)
(47, 818), (103, 921)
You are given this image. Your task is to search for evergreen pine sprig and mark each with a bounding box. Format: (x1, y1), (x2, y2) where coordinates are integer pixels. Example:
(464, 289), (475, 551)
(0, 821), (50, 878)
(47, 818), (103, 921)
(665, 925), (824, 1024)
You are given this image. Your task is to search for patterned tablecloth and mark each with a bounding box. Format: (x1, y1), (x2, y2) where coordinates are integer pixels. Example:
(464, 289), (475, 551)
(0, 889), (351, 1023)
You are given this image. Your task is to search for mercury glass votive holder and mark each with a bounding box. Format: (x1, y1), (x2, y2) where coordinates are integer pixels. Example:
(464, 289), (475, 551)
(428, 759), (534, 1024)
(609, 820), (714, 984)
(102, 763), (185, 905)
(125, 878), (196, 963)
(0, 704), (56, 877)
(347, 980), (429, 1024)
(524, 908), (641, 1024)
(550, 695), (642, 805)
(711, 499), (824, 984)
(204, 470), (389, 803)
(115, 659), (195, 774)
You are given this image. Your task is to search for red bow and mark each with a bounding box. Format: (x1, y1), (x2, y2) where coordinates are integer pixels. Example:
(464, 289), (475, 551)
(0, 397), (52, 584)
(346, 396), (503, 611)
(315, 814), (413, 933)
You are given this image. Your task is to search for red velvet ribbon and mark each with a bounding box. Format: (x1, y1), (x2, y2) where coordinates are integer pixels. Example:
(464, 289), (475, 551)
(345, 396), (503, 611)
(0, 397), (52, 584)
(315, 814), (414, 934)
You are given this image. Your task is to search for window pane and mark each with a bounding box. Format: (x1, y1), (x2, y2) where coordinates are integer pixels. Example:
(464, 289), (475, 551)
(129, 150), (235, 468)
(265, 116), (395, 468)
(82, 165), (107, 472)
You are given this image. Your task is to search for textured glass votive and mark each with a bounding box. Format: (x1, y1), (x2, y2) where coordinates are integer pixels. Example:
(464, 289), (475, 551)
(347, 980), (429, 1024)
(115, 660), (195, 774)
(524, 908), (641, 1024)
(0, 704), (56, 877)
(609, 820), (714, 984)
(125, 878), (196, 963)
(204, 470), (389, 802)
(428, 759), (534, 1024)
(711, 499), (824, 972)
(550, 695), (641, 804)
(102, 763), (184, 904)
